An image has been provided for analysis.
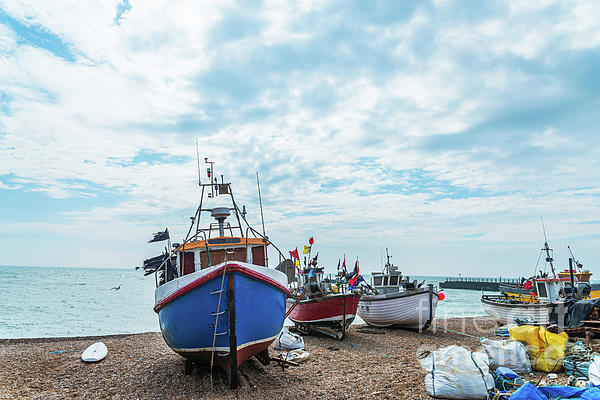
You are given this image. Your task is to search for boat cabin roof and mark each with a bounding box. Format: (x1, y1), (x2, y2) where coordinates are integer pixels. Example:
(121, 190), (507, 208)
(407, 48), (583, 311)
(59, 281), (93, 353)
(173, 237), (268, 252)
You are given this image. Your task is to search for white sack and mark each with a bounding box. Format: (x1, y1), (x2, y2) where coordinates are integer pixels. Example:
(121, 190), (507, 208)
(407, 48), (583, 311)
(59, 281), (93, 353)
(481, 338), (531, 374)
(273, 327), (304, 350)
(279, 349), (310, 363)
(419, 345), (494, 400)
(588, 355), (600, 385)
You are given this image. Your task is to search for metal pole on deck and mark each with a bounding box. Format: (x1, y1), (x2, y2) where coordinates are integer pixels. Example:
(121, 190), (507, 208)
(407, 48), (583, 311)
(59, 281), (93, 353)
(569, 258), (575, 299)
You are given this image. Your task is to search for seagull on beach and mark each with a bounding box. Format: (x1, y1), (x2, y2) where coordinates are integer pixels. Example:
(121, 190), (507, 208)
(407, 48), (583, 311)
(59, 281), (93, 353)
(110, 284), (123, 291)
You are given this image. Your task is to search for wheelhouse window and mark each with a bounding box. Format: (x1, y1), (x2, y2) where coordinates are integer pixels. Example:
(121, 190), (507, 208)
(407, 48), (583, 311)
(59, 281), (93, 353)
(390, 275), (399, 285)
(373, 276), (382, 286)
(199, 248), (246, 269)
(536, 282), (548, 298)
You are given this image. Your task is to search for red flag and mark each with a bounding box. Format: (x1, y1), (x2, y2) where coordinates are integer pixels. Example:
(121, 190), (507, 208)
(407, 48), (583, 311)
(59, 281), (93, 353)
(349, 264), (360, 287)
(308, 237), (314, 245)
(288, 248), (299, 260)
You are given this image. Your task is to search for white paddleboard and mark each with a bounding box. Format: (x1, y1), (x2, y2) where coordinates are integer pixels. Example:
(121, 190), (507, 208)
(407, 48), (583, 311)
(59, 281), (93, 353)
(81, 342), (107, 362)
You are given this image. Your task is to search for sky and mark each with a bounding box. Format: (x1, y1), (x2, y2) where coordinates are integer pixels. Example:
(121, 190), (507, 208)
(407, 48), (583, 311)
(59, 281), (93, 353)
(1, 0), (599, 277)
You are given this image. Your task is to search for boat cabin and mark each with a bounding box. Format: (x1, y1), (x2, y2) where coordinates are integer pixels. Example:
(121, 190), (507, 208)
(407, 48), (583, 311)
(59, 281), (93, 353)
(172, 205), (269, 276)
(372, 250), (419, 294)
(173, 236), (269, 276)
(297, 267), (329, 295)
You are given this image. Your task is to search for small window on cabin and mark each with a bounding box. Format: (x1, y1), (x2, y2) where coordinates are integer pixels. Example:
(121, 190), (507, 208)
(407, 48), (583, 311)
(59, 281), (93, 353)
(537, 282), (548, 297)
(383, 276), (388, 286)
(373, 276), (382, 286)
(390, 275), (399, 285)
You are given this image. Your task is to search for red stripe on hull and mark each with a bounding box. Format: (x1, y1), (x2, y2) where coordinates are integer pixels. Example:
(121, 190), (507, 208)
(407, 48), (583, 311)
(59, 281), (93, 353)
(154, 263), (290, 312)
(286, 293), (360, 322)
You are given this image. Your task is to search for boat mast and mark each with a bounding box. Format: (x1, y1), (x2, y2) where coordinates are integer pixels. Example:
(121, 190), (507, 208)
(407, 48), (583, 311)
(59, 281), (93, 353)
(541, 218), (556, 278)
(385, 248), (391, 274)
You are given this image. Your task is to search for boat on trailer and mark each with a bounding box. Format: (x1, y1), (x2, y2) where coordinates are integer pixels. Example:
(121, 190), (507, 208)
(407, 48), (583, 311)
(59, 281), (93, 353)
(357, 249), (439, 331)
(287, 255), (359, 340)
(142, 160), (291, 388)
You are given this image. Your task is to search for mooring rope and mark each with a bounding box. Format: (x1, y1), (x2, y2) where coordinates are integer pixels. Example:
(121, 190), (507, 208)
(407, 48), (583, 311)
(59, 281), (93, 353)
(433, 325), (483, 340)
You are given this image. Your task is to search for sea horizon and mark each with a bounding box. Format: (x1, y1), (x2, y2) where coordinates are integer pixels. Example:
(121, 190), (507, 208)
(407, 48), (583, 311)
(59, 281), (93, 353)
(1, 265), (493, 339)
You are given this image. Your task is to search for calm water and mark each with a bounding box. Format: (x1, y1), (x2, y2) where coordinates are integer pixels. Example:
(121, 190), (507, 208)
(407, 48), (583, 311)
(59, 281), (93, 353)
(0, 266), (489, 339)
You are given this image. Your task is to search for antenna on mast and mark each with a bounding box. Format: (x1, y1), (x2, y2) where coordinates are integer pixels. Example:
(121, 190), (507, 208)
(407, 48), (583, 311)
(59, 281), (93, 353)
(195, 139), (201, 186)
(256, 171), (266, 237)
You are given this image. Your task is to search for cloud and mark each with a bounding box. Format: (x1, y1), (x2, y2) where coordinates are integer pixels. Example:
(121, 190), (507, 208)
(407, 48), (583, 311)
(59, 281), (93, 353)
(0, 0), (599, 274)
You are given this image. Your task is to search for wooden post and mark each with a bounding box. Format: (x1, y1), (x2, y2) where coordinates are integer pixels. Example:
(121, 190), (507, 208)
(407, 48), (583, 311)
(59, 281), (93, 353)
(228, 273), (238, 390)
(342, 294), (347, 340)
(423, 284), (433, 333)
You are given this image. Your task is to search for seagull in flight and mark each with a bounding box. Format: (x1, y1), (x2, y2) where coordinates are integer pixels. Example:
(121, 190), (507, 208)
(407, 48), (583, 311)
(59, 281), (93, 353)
(110, 284), (123, 291)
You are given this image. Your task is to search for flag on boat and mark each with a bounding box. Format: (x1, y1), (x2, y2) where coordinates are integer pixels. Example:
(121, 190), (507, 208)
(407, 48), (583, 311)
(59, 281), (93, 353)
(149, 228), (169, 243)
(310, 252), (319, 266)
(340, 257), (346, 277)
(349, 275), (363, 290)
(336, 259), (341, 274)
(295, 259), (300, 267)
(348, 261), (360, 288)
(289, 248), (299, 260)
(303, 245), (310, 254)
(309, 237), (314, 245)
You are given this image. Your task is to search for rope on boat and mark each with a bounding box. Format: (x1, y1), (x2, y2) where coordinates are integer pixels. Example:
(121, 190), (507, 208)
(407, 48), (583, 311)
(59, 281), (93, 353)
(210, 265), (228, 391)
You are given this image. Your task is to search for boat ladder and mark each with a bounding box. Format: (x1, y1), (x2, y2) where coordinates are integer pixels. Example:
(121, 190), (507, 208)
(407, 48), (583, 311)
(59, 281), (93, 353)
(209, 266), (229, 389)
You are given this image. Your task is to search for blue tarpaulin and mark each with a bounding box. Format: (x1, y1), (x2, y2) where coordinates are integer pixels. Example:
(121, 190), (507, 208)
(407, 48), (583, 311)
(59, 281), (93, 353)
(510, 383), (600, 399)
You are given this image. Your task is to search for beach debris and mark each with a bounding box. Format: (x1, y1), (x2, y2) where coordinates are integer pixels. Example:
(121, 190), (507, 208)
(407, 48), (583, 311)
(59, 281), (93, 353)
(509, 382), (600, 399)
(81, 342), (108, 363)
(110, 284), (122, 290)
(48, 350), (66, 355)
(564, 341), (598, 379)
(356, 328), (385, 335)
(273, 327), (304, 351)
(509, 325), (568, 372)
(278, 349), (310, 363)
(480, 338), (531, 374)
(419, 345), (493, 399)
(492, 366), (524, 391)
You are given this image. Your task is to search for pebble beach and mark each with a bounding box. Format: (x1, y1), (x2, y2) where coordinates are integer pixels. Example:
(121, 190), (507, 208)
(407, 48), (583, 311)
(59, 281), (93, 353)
(0, 316), (527, 400)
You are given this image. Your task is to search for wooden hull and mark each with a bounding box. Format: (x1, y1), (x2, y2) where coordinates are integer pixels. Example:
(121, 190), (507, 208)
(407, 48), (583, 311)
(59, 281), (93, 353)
(286, 293), (360, 339)
(481, 296), (553, 325)
(357, 288), (438, 330)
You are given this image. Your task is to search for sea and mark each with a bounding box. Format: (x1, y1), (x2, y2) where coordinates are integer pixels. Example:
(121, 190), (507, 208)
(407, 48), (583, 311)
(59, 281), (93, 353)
(0, 265), (489, 339)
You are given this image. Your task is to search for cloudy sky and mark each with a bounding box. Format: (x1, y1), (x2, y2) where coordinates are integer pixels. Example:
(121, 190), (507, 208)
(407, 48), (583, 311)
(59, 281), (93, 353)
(1, 0), (599, 277)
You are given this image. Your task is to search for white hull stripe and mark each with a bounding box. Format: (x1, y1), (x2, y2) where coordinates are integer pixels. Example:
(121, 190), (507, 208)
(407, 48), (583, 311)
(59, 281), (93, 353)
(171, 333), (279, 353)
(289, 314), (355, 323)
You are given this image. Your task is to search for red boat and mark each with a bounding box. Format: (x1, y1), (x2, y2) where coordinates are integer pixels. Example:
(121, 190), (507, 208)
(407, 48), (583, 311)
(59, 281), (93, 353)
(287, 266), (360, 339)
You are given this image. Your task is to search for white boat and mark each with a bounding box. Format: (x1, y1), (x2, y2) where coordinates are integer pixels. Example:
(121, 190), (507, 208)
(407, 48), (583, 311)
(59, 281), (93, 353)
(357, 249), (439, 331)
(481, 295), (554, 325)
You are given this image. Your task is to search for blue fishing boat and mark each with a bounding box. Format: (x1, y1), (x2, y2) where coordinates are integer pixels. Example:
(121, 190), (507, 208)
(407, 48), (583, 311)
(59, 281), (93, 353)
(142, 159), (292, 388)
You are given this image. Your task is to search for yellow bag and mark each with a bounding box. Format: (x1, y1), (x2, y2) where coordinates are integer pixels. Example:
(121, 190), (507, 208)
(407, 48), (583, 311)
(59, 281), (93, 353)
(509, 325), (568, 372)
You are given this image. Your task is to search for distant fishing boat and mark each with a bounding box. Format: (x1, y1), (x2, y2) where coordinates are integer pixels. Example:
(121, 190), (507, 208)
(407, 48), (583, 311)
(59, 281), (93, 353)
(357, 249), (440, 330)
(286, 245), (359, 340)
(481, 236), (589, 325)
(141, 159), (291, 389)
